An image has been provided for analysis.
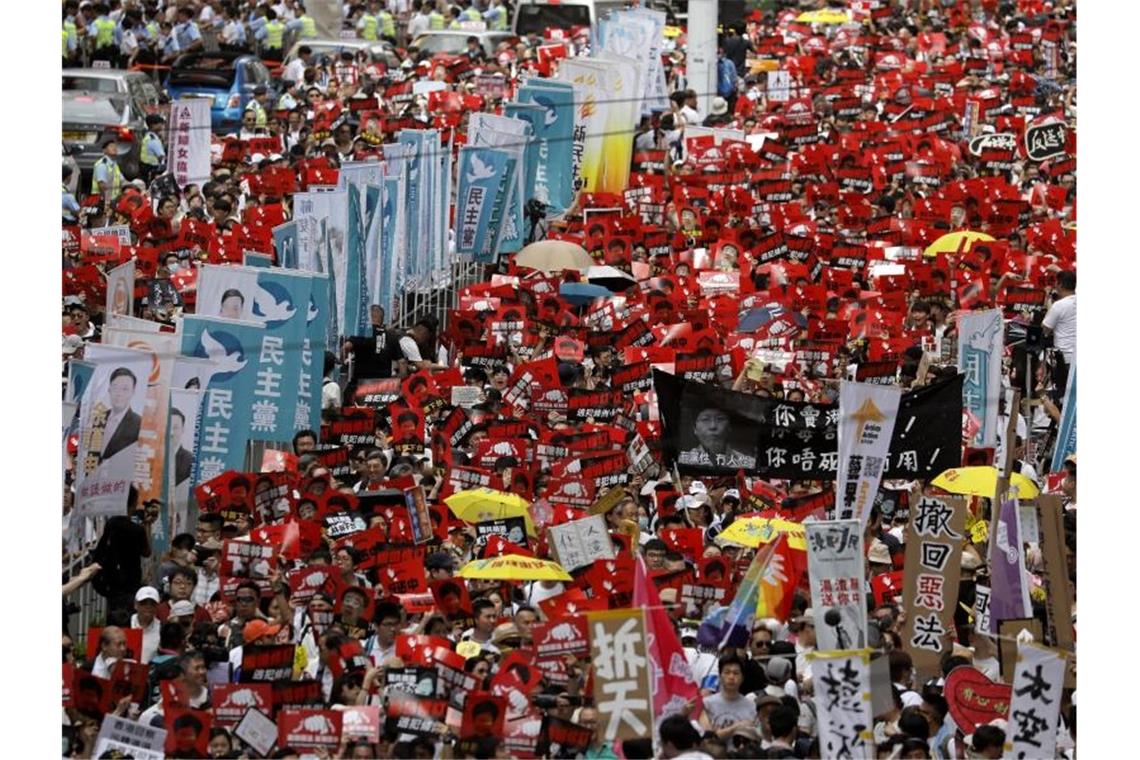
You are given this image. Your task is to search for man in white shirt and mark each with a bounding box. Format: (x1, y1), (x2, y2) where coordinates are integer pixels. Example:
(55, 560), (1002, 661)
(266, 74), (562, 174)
(131, 586), (162, 664)
(1042, 269), (1075, 401)
(282, 45), (313, 84)
(91, 625), (128, 678)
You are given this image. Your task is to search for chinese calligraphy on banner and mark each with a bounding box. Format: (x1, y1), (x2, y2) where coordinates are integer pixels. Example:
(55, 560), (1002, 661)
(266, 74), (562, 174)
(808, 649), (874, 759)
(957, 309), (1003, 447)
(805, 519), (867, 651)
(835, 382), (901, 522)
(902, 493), (966, 678)
(1006, 643), (1067, 758)
(587, 608), (653, 743)
(168, 98), (211, 188)
(549, 515), (616, 571)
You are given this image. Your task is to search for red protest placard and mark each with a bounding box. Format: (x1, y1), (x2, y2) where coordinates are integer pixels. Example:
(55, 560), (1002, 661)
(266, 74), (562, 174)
(110, 659), (149, 704)
(461, 692), (507, 740)
(377, 555), (429, 596)
(62, 663), (74, 708)
(531, 616), (590, 659)
(287, 565), (344, 605)
(341, 705), (382, 743)
(430, 577), (473, 620)
(165, 707), (212, 758)
(277, 708), (343, 750)
(212, 683), (273, 727)
(72, 670), (113, 716)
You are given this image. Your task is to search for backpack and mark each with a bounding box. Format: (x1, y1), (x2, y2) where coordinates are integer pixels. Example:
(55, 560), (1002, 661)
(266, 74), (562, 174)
(717, 58), (738, 98)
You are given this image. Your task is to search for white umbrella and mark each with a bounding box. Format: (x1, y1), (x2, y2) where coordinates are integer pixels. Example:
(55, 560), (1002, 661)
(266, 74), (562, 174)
(514, 240), (594, 273)
(585, 265), (637, 292)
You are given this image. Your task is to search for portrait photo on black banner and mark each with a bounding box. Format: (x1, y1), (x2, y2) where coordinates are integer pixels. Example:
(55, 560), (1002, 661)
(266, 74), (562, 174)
(676, 403), (757, 471)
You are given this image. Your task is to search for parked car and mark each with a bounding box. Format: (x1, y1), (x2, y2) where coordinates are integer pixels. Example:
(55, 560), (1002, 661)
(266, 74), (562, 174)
(62, 92), (146, 180)
(62, 68), (164, 116)
(164, 51), (274, 131)
(280, 37), (401, 73)
(411, 30), (515, 59)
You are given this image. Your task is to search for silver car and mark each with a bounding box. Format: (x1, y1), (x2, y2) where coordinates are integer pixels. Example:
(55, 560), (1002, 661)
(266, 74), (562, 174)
(62, 92), (146, 180)
(62, 68), (163, 116)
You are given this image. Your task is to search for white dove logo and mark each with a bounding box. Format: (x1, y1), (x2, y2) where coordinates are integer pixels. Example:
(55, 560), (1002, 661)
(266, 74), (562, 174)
(534, 97), (558, 127)
(252, 282), (296, 326)
(228, 689), (259, 707)
(301, 715), (337, 734)
(307, 296), (319, 324)
(198, 329), (247, 377)
(466, 152), (496, 184)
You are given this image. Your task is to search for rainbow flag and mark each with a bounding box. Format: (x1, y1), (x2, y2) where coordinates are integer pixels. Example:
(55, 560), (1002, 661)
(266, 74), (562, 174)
(703, 534), (787, 650)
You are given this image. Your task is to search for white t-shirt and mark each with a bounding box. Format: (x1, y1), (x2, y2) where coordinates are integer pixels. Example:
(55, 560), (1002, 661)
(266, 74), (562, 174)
(1042, 294), (1076, 364)
(282, 57), (307, 84)
(399, 335), (422, 363)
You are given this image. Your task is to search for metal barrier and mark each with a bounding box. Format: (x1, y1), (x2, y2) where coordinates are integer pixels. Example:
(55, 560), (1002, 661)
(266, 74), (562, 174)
(63, 541), (107, 650)
(392, 258), (486, 333)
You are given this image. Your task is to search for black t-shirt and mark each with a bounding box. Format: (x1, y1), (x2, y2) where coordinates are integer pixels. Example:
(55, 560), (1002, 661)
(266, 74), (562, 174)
(351, 328), (404, 379)
(91, 516), (148, 597)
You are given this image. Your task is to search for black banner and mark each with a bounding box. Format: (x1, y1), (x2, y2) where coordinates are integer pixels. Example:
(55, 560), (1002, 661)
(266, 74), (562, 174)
(654, 370), (962, 481)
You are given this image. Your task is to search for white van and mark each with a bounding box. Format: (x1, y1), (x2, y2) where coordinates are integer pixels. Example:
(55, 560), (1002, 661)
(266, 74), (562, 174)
(512, 0), (630, 36)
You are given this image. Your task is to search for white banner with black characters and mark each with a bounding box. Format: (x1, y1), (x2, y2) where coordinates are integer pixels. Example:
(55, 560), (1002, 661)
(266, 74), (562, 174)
(836, 382), (901, 523)
(75, 345), (153, 516)
(1006, 643), (1068, 758)
(808, 649), (874, 759)
(93, 714), (166, 760)
(805, 520), (867, 652)
(958, 309), (1004, 447)
(168, 98), (211, 187)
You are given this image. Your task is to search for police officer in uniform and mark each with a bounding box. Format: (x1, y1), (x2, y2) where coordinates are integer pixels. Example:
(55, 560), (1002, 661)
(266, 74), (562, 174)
(428, 1), (447, 31)
(245, 85), (270, 129)
(91, 138), (125, 201)
(375, 1), (397, 44)
(257, 8), (286, 62)
(139, 114), (167, 184)
(88, 2), (121, 67)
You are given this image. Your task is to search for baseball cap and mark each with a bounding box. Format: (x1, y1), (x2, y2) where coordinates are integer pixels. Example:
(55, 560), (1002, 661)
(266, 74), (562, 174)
(243, 619), (283, 642)
(134, 586), (161, 604)
(169, 600), (196, 617)
(868, 539), (892, 564)
(722, 488), (741, 502)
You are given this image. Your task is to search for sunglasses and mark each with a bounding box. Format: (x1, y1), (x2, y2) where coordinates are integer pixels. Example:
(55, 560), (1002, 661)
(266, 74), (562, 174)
(236, 596), (257, 603)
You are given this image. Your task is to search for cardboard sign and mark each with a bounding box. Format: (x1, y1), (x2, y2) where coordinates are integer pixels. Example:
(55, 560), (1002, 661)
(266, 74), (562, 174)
(587, 609), (653, 742)
(233, 707), (278, 757)
(943, 666), (1011, 734)
(277, 708), (343, 750)
(212, 683), (273, 727)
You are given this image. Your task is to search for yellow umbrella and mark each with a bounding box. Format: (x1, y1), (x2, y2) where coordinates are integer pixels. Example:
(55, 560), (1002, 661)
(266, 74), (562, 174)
(663, 25), (683, 38)
(796, 9), (851, 24)
(445, 487), (536, 535)
(456, 554), (573, 582)
(923, 230), (996, 259)
(717, 517), (808, 551)
(514, 240), (594, 273)
(932, 467), (1040, 499)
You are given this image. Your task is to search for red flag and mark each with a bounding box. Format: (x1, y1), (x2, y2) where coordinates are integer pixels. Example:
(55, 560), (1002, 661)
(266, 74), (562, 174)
(632, 555), (703, 720)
